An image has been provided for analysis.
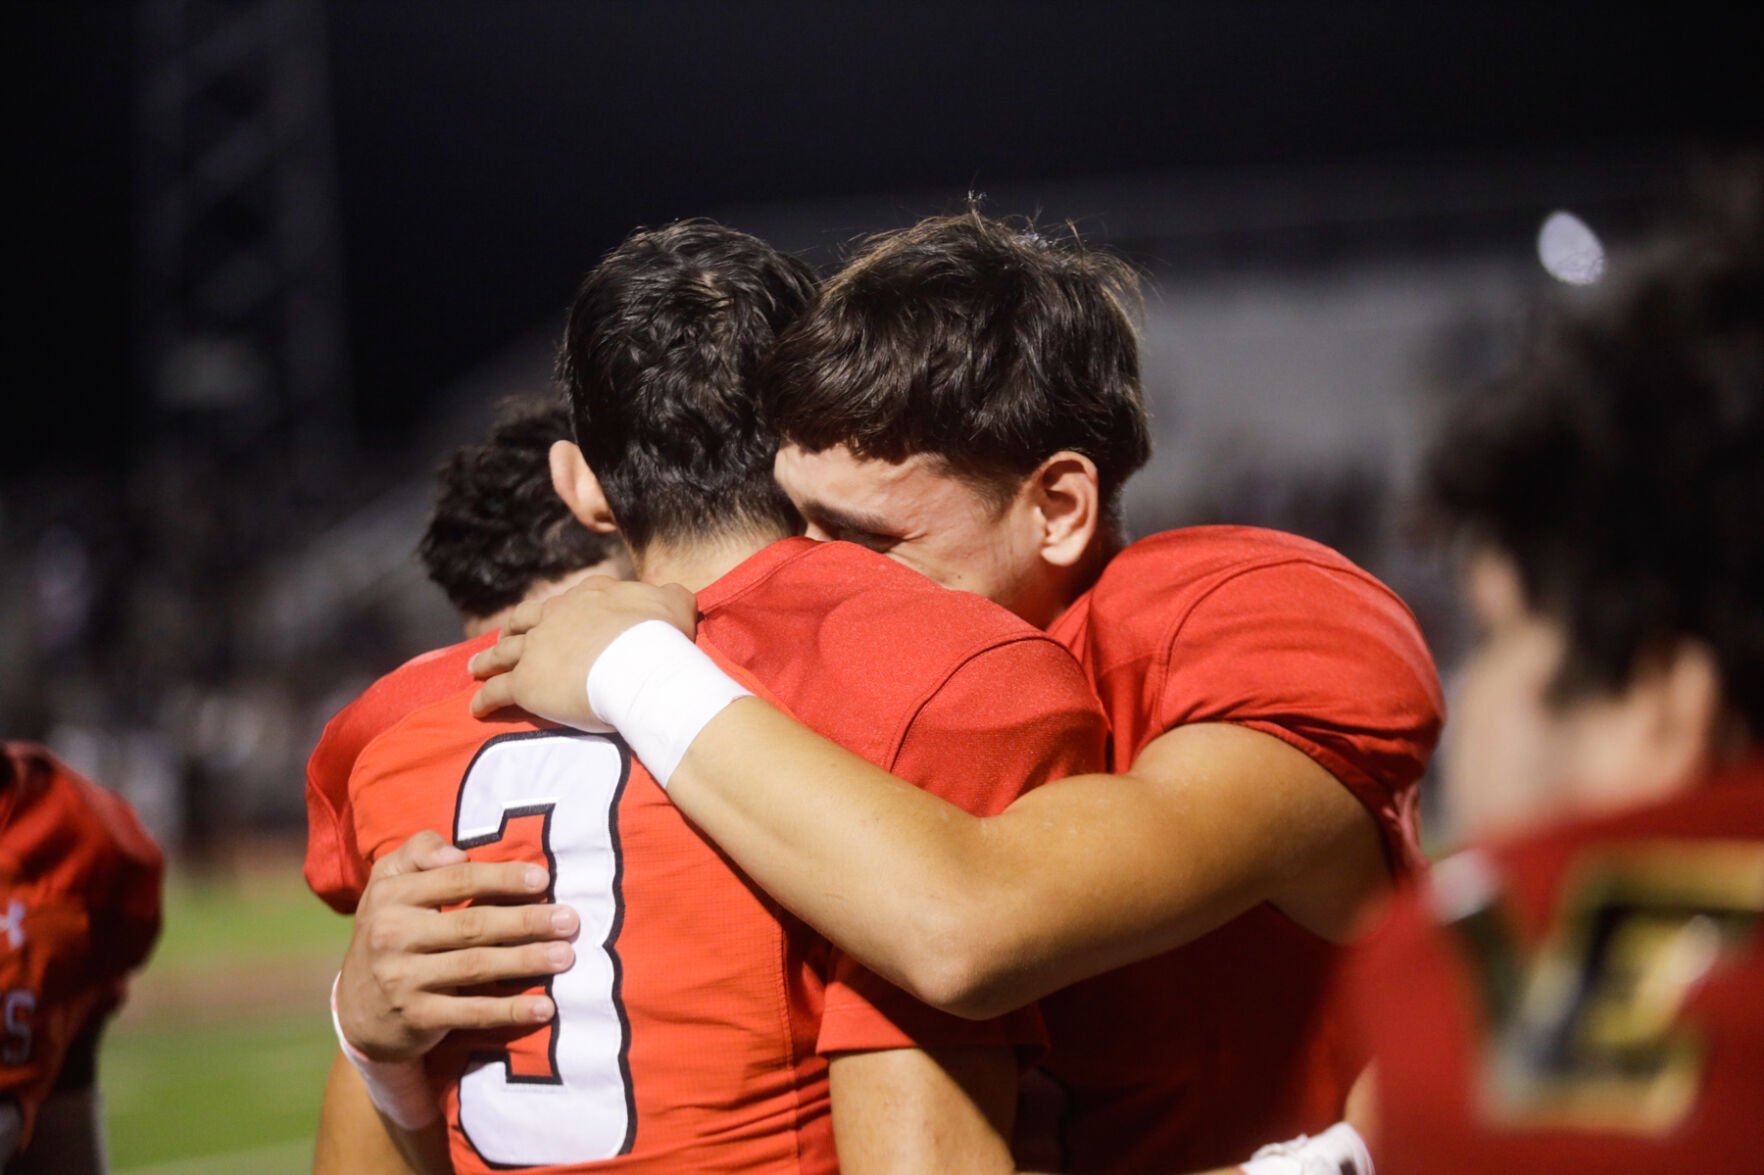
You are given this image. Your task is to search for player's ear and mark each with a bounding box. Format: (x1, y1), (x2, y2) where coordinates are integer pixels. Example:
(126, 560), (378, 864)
(1029, 450), (1101, 568)
(550, 441), (620, 534)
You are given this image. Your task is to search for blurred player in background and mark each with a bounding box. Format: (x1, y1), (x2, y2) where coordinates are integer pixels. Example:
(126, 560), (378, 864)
(420, 393), (632, 639)
(1, 742), (162, 1175)
(321, 220), (1107, 1173)
(467, 209), (1444, 1172)
(311, 391), (630, 1172)
(1343, 172), (1764, 1173)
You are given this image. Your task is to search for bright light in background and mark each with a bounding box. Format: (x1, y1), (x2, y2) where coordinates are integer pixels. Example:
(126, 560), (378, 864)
(1537, 210), (1606, 285)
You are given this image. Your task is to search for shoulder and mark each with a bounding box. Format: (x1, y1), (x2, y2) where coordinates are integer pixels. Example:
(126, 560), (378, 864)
(1092, 525), (1404, 625)
(321, 633), (495, 753)
(1483, 765), (1764, 921)
(707, 541), (1089, 764)
(719, 539), (1073, 675)
(1, 743), (163, 982)
(1076, 526), (1428, 674)
(309, 633), (495, 792)
(1, 743), (162, 892)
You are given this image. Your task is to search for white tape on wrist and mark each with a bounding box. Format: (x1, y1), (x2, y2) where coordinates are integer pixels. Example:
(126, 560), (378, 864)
(586, 619), (752, 788)
(330, 974), (440, 1131)
(1240, 1122), (1374, 1175)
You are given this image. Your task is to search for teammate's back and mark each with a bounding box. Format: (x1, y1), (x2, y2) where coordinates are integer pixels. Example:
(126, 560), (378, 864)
(345, 535), (1103, 1171)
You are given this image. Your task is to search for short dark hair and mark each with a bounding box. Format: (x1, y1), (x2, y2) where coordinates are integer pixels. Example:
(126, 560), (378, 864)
(759, 209), (1151, 513)
(558, 220), (819, 550)
(418, 393), (624, 620)
(1427, 172), (1764, 735)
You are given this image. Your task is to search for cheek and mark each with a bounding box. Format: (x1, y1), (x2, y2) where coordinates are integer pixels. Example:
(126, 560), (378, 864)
(888, 526), (1008, 599)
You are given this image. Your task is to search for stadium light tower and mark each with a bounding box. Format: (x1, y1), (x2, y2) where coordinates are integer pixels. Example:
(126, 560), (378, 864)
(135, 0), (349, 481)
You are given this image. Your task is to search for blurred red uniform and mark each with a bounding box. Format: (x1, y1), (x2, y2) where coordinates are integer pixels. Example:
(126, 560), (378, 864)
(1037, 526), (1444, 1171)
(308, 537), (1107, 1173)
(1347, 760), (1764, 1174)
(1, 742), (162, 1158)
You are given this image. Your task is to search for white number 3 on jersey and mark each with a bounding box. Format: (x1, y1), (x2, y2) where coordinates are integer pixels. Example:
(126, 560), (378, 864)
(453, 731), (636, 1165)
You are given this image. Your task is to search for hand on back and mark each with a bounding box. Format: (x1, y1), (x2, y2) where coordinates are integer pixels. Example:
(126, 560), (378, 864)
(335, 830), (578, 1062)
(469, 576), (698, 730)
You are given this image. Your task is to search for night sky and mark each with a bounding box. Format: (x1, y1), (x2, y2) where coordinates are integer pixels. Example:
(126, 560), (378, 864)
(16, 2), (1762, 479)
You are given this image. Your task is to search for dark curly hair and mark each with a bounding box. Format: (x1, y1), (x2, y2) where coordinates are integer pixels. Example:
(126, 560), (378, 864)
(558, 220), (819, 551)
(1427, 168), (1764, 735)
(419, 393), (626, 620)
(760, 207), (1150, 516)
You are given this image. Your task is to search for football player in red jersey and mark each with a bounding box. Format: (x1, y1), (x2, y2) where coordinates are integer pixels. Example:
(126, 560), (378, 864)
(312, 396), (631, 1172)
(1338, 175), (1764, 1173)
(467, 209), (1444, 1171)
(306, 390), (633, 924)
(318, 221), (1107, 1174)
(1, 741), (162, 1175)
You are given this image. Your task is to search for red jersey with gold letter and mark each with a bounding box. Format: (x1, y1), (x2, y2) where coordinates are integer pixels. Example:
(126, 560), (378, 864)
(315, 537), (1108, 1173)
(1, 743), (163, 1159)
(1347, 761), (1764, 1174)
(1038, 526), (1444, 1172)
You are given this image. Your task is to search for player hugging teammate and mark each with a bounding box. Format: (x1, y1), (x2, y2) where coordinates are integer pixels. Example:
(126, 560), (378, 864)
(309, 174), (1762, 1174)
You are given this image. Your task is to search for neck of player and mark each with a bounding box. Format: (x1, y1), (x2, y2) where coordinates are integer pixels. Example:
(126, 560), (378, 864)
(629, 526), (794, 593)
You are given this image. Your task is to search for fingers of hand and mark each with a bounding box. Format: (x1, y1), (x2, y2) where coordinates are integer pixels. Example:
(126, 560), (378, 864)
(470, 674), (516, 717)
(403, 903), (579, 953)
(506, 599), (547, 636)
(654, 583), (701, 634)
(407, 992), (556, 1034)
(371, 830), (462, 880)
(416, 941), (576, 990)
(399, 860), (550, 908)
(468, 633), (524, 681)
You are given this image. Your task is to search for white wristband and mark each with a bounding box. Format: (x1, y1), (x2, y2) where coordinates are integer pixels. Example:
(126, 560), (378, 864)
(1241, 1122), (1374, 1175)
(586, 620), (751, 788)
(330, 974), (440, 1131)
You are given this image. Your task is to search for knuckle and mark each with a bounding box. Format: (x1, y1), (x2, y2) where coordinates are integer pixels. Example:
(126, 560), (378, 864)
(455, 909), (487, 945)
(370, 959), (405, 992)
(459, 948), (497, 986)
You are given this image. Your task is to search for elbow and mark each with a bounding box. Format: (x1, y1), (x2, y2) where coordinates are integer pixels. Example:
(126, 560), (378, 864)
(897, 904), (1029, 1021)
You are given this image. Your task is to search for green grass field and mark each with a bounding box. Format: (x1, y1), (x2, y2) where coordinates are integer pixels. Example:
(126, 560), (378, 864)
(102, 855), (350, 1174)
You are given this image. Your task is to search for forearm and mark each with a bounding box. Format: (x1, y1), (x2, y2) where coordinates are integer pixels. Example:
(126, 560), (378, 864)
(316, 1052), (451, 1175)
(669, 699), (1006, 1007)
(669, 705), (1272, 1016)
(828, 1046), (1017, 1175)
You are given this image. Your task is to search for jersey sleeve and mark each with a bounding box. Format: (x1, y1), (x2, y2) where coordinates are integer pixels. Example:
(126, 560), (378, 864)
(76, 774), (164, 999)
(1160, 561), (1445, 872)
(816, 636), (1107, 1056)
(304, 703), (378, 914)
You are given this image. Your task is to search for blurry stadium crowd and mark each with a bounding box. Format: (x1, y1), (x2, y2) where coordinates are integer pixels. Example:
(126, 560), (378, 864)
(5, 165), (1762, 1174)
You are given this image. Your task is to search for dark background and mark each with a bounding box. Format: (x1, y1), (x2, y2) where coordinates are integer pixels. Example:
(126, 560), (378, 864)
(7, 1), (1763, 856)
(18, 2), (1762, 474)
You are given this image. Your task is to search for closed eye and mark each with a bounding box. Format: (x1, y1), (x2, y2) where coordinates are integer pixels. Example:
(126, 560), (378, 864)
(802, 505), (902, 553)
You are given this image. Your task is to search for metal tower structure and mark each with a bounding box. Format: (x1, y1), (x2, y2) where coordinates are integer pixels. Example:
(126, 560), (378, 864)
(136, 0), (349, 480)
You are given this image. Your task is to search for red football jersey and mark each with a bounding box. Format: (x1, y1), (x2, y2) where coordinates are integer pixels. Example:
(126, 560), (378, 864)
(336, 538), (1108, 1173)
(1348, 762), (1764, 1173)
(1, 743), (163, 1157)
(305, 631), (497, 913)
(1037, 526), (1445, 1171)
